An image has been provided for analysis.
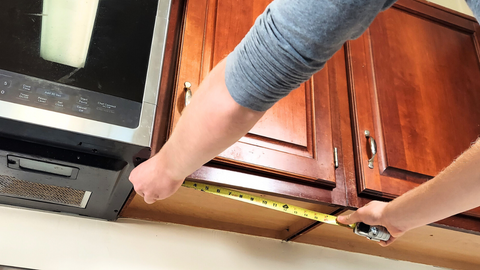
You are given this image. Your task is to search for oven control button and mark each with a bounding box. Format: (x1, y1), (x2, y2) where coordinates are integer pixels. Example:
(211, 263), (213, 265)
(0, 89), (6, 95)
(96, 101), (117, 114)
(1, 79), (12, 88)
(20, 84), (32, 91)
(37, 88), (70, 100)
(54, 101), (65, 108)
(37, 96), (48, 104)
(18, 92), (30, 101)
(72, 104), (91, 114)
(77, 96), (89, 106)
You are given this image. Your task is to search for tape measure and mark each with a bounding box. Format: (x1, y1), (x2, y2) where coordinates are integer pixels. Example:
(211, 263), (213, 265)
(181, 180), (391, 242)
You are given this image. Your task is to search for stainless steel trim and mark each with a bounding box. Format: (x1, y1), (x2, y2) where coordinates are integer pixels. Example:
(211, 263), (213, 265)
(0, 0), (172, 147)
(80, 191), (92, 208)
(140, 0), (171, 146)
(0, 100), (156, 147)
(156, 0), (171, 18)
(143, 16), (169, 105)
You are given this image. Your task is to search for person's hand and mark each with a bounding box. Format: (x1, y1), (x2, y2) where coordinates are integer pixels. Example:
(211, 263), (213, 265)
(337, 201), (405, 246)
(129, 153), (184, 204)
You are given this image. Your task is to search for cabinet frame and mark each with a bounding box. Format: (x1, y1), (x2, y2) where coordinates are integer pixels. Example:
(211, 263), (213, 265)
(346, 0), (480, 232)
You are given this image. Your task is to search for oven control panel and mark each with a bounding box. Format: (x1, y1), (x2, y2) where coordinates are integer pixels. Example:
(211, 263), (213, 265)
(0, 70), (141, 128)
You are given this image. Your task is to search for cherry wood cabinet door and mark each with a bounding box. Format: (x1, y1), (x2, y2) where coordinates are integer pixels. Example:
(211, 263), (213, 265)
(170, 0), (346, 187)
(349, 0), (480, 217)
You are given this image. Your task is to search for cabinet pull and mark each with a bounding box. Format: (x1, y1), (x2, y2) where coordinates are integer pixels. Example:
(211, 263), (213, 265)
(365, 130), (377, 169)
(334, 147), (339, 169)
(184, 81), (192, 107)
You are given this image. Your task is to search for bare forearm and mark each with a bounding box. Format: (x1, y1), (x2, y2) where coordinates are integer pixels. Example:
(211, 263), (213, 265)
(384, 139), (480, 232)
(157, 59), (265, 180)
(338, 139), (480, 245)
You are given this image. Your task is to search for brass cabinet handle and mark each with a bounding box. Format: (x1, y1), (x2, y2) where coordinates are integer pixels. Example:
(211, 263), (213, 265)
(365, 130), (377, 169)
(184, 81), (192, 107)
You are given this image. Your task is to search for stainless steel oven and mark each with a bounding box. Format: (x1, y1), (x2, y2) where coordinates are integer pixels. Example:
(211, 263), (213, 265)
(0, 0), (171, 220)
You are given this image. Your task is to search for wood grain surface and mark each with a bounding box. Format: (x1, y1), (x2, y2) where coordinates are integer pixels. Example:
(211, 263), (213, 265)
(348, 0), (480, 218)
(170, 0), (342, 186)
(294, 210), (480, 270)
(121, 181), (340, 240)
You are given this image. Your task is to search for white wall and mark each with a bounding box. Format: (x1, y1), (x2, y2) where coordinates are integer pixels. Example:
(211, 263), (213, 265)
(427, 0), (474, 16)
(0, 205), (445, 270)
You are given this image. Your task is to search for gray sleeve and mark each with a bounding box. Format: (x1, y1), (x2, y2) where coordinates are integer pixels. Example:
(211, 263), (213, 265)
(466, 0), (480, 19)
(225, 0), (397, 112)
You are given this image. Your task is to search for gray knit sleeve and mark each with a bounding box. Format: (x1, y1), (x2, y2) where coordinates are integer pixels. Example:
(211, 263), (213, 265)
(466, 0), (480, 19)
(225, 0), (396, 111)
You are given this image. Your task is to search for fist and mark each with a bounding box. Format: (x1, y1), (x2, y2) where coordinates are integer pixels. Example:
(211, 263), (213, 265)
(128, 154), (184, 204)
(337, 201), (405, 246)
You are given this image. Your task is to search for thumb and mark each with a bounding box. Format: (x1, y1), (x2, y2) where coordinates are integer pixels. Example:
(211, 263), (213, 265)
(337, 211), (361, 225)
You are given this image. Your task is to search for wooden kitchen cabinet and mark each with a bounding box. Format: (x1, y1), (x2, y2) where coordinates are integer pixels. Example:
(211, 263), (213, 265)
(127, 0), (480, 226)
(122, 0), (351, 241)
(123, 0), (480, 248)
(347, 0), (480, 218)
(121, 0), (480, 268)
(169, 0), (346, 190)
(121, 184), (343, 241)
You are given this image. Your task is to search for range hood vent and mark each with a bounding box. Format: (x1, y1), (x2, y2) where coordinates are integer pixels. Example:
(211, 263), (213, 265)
(0, 175), (91, 208)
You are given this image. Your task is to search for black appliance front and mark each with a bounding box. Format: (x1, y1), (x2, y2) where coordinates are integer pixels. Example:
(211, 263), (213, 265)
(0, 0), (159, 128)
(0, 0), (162, 218)
(0, 118), (149, 220)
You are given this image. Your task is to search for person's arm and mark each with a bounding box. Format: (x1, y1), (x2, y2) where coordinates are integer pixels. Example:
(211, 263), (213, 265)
(129, 60), (264, 203)
(465, 0), (480, 19)
(338, 139), (480, 246)
(129, 0), (397, 203)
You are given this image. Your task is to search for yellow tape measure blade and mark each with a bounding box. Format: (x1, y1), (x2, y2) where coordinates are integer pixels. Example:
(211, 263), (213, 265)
(182, 181), (354, 229)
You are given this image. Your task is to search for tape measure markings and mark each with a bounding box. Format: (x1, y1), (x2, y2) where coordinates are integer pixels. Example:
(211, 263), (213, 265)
(182, 180), (355, 229)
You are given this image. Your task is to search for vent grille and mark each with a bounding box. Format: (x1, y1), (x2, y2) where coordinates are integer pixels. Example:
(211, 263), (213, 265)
(0, 175), (91, 208)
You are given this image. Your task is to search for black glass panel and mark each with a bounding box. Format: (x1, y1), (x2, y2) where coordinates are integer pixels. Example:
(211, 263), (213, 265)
(0, 0), (158, 103)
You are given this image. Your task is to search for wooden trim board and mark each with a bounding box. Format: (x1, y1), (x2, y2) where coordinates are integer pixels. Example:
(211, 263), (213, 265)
(294, 210), (480, 270)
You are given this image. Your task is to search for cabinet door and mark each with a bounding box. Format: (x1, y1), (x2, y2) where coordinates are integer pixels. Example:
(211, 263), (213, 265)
(171, 0), (343, 187)
(349, 0), (480, 217)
